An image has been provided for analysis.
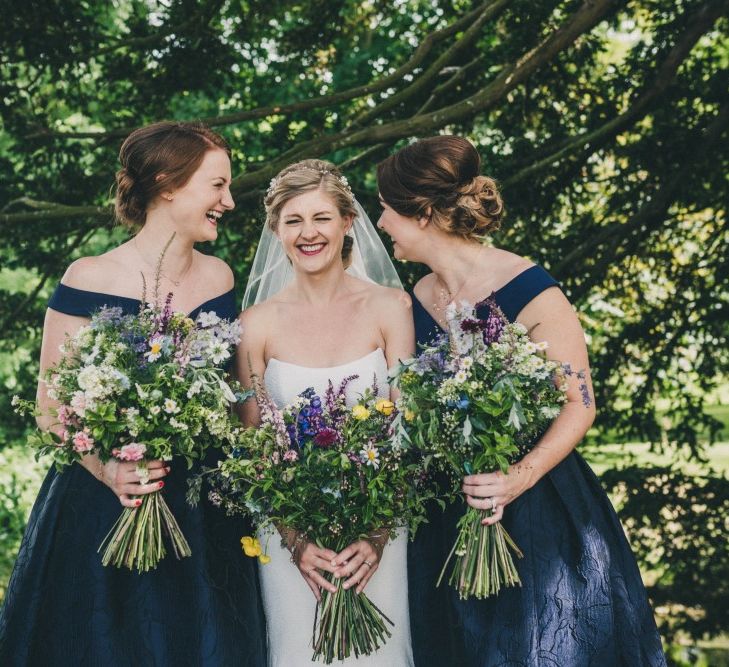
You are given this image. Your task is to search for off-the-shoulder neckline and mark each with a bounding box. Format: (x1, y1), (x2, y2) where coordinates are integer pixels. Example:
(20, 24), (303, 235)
(54, 283), (235, 318)
(411, 264), (541, 330)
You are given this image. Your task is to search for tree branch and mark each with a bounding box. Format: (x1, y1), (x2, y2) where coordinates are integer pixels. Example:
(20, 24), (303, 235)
(350, 0), (511, 127)
(229, 0), (622, 194)
(1, 205), (113, 225)
(25, 2), (494, 141)
(6, 0), (625, 224)
(503, 0), (728, 189)
(554, 104), (729, 291)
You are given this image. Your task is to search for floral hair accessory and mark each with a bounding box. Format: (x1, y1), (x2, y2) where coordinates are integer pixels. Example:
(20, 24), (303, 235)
(265, 166), (354, 206)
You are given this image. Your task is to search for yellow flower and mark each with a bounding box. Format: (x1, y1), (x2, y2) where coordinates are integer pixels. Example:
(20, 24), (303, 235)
(150, 342), (162, 355)
(352, 404), (371, 420)
(258, 554), (271, 565)
(404, 409), (416, 422)
(241, 536), (262, 557)
(375, 399), (395, 416)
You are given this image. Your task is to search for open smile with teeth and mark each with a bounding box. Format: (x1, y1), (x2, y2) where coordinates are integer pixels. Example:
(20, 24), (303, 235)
(298, 242), (326, 256)
(206, 210), (223, 224)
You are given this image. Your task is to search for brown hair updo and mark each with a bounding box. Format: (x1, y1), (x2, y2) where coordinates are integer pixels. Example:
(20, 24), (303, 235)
(264, 159), (357, 267)
(377, 135), (504, 239)
(115, 121), (230, 228)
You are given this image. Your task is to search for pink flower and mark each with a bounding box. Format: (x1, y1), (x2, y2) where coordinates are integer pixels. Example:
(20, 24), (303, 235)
(72, 431), (95, 453)
(57, 405), (71, 426)
(114, 442), (147, 462)
(283, 450), (299, 463)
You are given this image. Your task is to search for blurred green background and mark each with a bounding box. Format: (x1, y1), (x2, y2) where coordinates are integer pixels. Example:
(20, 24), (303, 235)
(1, 1), (727, 664)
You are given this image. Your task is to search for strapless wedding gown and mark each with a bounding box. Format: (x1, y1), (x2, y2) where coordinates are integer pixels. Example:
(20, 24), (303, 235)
(259, 348), (414, 666)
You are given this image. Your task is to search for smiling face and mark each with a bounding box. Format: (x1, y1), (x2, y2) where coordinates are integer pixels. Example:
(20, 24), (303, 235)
(276, 187), (353, 276)
(377, 196), (425, 262)
(164, 148), (234, 242)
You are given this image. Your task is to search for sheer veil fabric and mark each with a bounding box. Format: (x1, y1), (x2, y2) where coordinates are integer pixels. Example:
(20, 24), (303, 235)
(242, 200), (402, 308)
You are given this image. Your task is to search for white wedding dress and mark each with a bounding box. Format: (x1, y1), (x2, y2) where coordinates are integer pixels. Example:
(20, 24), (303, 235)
(259, 348), (414, 666)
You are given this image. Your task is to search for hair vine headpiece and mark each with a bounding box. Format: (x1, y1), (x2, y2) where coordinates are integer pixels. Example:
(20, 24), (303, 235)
(265, 166), (354, 206)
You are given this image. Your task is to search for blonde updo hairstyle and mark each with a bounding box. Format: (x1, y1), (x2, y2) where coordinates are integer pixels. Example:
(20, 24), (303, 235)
(264, 159), (357, 267)
(376, 135), (504, 239)
(115, 121), (230, 228)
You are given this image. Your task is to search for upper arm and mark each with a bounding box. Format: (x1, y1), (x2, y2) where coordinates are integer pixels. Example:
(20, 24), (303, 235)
(380, 289), (415, 369)
(517, 287), (596, 418)
(37, 307), (90, 428)
(236, 305), (268, 426)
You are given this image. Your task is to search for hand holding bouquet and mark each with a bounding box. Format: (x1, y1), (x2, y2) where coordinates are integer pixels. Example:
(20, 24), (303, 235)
(391, 298), (567, 599)
(15, 274), (242, 572)
(195, 377), (432, 663)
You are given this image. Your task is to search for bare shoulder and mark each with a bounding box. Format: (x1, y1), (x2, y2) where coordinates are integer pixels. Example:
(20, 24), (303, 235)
(194, 252), (234, 291)
(487, 248), (535, 282)
(372, 284), (412, 311)
(61, 254), (124, 291)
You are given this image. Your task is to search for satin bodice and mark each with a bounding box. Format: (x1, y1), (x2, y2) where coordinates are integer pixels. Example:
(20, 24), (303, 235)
(263, 347), (389, 408)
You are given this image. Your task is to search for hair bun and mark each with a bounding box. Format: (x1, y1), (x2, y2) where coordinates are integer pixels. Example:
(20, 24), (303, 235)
(455, 175), (504, 234)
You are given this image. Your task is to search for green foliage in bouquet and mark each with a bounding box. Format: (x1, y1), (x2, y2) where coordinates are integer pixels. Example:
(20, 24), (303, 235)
(191, 377), (434, 663)
(392, 298), (568, 599)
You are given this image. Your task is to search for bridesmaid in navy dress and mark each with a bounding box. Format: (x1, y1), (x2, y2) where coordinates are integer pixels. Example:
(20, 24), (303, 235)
(376, 136), (666, 666)
(0, 122), (267, 666)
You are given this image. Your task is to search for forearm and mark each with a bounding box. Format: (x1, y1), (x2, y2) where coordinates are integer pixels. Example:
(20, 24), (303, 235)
(517, 399), (595, 487)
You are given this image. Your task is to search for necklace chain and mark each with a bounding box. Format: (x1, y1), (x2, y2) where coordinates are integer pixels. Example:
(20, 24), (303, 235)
(132, 237), (193, 287)
(431, 246), (488, 314)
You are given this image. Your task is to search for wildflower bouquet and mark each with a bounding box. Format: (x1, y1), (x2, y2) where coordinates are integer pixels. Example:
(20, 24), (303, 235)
(197, 378), (431, 663)
(14, 277), (242, 573)
(390, 298), (567, 599)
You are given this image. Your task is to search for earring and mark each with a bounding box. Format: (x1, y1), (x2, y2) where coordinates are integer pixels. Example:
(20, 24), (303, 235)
(166, 195), (173, 201)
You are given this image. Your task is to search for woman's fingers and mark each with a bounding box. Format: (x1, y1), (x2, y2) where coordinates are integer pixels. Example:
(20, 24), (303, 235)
(331, 544), (358, 567)
(307, 568), (337, 594)
(118, 494), (141, 509)
(120, 480), (166, 497)
(481, 502), (505, 525)
(355, 562), (379, 594)
(120, 464), (169, 484)
(310, 553), (338, 574)
(144, 466), (170, 482)
(335, 553), (365, 579)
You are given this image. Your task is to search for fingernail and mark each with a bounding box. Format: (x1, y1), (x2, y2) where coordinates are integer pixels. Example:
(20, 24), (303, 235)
(135, 499), (142, 506)
(165, 466), (171, 473)
(343, 583), (349, 589)
(158, 481), (164, 488)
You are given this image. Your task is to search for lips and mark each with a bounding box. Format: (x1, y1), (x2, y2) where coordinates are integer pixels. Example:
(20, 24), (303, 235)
(205, 210), (223, 225)
(297, 242), (326, 256)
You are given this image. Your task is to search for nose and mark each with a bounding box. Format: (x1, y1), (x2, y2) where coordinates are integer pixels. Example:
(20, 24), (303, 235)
(376, 214), (384, 230)
(300, 218), (319, 239)
(221, 187), (235, 211)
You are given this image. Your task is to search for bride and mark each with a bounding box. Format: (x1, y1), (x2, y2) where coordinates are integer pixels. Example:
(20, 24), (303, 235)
(237, 159), (415, 666)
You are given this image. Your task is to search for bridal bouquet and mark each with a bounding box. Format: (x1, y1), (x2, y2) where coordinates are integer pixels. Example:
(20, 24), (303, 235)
(196, 377), (431, 663)
(390, 298), (567, 599)
(14, 265), (242, 573)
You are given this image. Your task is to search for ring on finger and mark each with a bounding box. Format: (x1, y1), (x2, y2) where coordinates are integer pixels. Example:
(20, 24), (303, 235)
(363, 560), (373, 569)
(489, 497), (497, 512)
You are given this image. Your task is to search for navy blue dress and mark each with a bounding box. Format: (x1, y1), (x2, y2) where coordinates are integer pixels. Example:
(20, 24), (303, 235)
(0, 284), (267, 667)
(407, 266), (666, 667)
